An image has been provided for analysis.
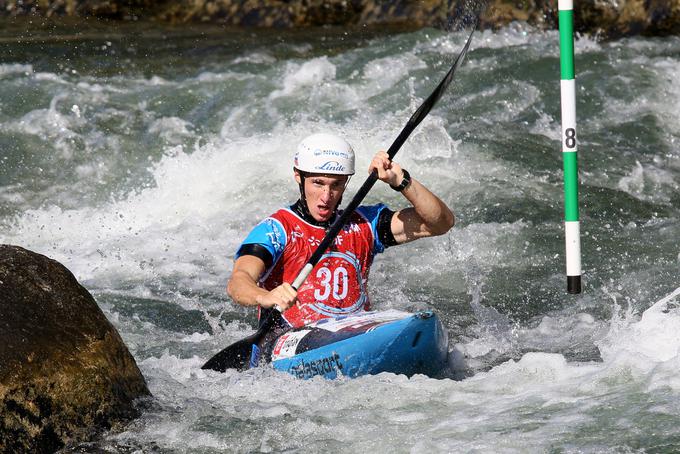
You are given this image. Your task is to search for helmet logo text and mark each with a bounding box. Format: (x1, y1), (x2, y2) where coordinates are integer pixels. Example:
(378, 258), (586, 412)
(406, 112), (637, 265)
(316, 161), (346, 172)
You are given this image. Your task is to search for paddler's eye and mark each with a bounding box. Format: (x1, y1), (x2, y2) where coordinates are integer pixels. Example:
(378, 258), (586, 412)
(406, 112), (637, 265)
(332, 178), (349, 190)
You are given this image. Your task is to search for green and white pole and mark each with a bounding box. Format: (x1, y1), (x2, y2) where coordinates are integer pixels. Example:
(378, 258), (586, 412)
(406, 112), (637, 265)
(559, 0), (582, 294)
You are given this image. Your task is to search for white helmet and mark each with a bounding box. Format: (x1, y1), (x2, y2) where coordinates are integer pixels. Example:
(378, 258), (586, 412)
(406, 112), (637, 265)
(294, 133), (355, 176)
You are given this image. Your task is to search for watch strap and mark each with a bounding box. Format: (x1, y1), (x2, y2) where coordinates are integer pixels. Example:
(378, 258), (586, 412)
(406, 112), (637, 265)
(390, 169), (411, 192)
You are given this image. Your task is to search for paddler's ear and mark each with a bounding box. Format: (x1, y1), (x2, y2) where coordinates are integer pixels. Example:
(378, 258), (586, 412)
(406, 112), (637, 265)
(294, 168), (303, 185)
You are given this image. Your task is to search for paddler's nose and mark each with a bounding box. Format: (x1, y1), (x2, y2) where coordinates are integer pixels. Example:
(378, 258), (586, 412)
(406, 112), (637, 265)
(320, 185), (332, 202)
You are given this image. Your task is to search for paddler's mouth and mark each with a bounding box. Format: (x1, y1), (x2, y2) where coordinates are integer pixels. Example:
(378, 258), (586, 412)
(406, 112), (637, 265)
(316, 204), (332, 219)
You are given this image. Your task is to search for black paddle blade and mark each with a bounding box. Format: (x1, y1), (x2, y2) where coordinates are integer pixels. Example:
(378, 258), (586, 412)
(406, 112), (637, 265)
(202, 309), (283, 373)
(201, 335), (254, 372)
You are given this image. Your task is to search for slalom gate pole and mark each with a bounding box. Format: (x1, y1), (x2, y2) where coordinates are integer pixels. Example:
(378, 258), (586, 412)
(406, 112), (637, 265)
(559, 0), (582, 294)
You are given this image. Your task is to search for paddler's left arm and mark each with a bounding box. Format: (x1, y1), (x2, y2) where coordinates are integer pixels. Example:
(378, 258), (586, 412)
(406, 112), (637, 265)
(369, 151), (455, 244)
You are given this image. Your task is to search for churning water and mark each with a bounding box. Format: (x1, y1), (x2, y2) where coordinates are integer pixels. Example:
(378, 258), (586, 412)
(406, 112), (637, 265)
(1, 19), (680, 452)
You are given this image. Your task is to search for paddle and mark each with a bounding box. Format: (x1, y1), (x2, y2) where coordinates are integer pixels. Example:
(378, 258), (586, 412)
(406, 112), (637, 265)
(202, 25), (476, 373)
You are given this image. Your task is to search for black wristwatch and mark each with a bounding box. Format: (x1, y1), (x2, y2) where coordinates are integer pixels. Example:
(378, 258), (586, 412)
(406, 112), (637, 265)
(390, 169), (411, 192)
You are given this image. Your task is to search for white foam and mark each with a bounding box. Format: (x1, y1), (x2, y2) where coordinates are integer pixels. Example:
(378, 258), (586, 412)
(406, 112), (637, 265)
(34, 72), (70, 83)
(451, 221), (530, 265)
(455, 287), (680, 400)
(598, 287), (680, 374)
(148, 117), (195, 144)
(76, 80), (124, 94)
(651, 57), (680, 136)
(10, 95), (82, 140)
(1, 132), (308, 294)
(617, 160), (677, 203)
(408, 117), (456, 159)
(148, 75), (170, 86)
(0, 63), (33, 77)
(180, 332), (212, 343)
(231, 52), (276, 65)
(362, 53), (426, 87)
(270, 56), (337, 98)
(195, 71), (255, 83)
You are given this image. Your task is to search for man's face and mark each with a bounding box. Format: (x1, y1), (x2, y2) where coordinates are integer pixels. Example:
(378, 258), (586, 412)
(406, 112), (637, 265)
(295, 171), (348, 222)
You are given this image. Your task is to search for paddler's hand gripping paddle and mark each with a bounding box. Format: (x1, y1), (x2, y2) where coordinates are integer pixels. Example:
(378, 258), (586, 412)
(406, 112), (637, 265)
(202, 25), (476, 373)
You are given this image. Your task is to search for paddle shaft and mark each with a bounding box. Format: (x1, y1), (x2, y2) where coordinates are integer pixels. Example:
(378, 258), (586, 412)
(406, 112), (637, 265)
(291, 25), (476, 291)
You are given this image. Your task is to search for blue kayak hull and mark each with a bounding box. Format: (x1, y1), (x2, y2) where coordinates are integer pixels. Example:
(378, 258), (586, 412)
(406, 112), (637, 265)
(270, 310), (448, 379)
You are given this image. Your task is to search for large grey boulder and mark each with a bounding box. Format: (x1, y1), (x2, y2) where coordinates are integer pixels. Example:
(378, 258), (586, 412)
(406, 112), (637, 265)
(0, 245), (150, 453)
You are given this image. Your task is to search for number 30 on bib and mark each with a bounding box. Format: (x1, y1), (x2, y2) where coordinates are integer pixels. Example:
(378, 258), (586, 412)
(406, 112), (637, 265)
(314, 266), (349, 301)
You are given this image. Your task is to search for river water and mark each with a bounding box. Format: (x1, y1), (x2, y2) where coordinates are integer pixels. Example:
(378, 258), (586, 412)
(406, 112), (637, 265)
(1, 18), (680, 452)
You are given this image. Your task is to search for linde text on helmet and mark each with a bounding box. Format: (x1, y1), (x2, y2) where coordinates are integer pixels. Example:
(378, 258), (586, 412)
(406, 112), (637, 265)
(315, 160), (346, 173)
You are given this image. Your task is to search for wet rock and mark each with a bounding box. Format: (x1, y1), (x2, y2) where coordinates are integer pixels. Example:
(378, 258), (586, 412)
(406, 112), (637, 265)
(0, 245), (150, 453)
(480, 0), (680, 38)
(0, 0), (679, 38)
(571, 0), (680, 38)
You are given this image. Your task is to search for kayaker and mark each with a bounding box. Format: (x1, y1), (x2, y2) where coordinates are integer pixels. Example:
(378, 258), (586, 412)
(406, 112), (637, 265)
(227, 132), (454, 330)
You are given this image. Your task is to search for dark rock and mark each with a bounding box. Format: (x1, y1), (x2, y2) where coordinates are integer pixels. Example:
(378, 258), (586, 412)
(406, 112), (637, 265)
(0, 0), (679, 38)
(480, 0), (680, 39)
(0, 245), (150, 453)
(0, 0), (158, 20)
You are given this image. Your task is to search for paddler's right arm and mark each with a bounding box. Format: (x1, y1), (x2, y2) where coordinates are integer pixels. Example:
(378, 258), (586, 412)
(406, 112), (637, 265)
(227, 255), (297, 311)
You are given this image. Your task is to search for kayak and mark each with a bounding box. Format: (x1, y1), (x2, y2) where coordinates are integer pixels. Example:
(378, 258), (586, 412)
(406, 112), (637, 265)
(267, 310), (448, 379)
